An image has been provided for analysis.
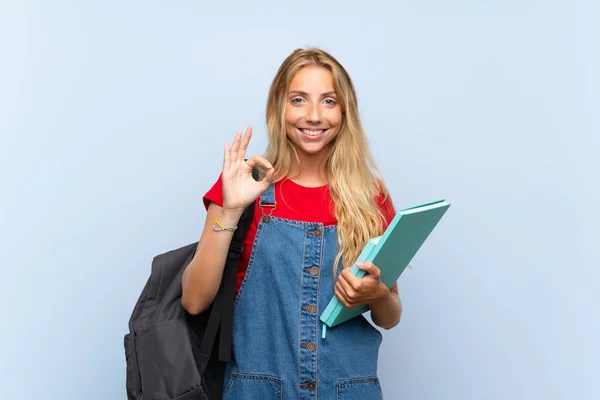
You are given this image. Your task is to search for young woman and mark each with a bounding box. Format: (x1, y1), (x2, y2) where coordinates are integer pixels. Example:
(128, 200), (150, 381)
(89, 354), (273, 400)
(182, 48), (402, 399)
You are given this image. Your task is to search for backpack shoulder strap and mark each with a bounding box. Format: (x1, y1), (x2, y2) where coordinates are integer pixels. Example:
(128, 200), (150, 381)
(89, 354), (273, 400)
(198, 200), (255, 363)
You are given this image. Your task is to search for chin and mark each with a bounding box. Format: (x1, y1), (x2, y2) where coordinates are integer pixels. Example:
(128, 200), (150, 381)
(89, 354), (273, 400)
(297, 144), (331, 156)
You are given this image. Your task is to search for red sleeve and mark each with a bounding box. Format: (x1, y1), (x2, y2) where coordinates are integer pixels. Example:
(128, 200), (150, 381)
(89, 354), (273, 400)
(376, 190), (396, 231)
(203, 174), (224, 210)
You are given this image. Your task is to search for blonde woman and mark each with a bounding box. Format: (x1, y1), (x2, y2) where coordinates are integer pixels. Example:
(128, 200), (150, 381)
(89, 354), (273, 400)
(182, 48), (402, 399)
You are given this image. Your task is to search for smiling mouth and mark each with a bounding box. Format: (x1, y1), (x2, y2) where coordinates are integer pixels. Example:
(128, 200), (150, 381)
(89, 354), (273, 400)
(299, 128), (329, 136)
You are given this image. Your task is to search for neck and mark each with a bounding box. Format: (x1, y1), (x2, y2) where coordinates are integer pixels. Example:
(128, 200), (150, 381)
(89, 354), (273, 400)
(288, 152), (328, 187)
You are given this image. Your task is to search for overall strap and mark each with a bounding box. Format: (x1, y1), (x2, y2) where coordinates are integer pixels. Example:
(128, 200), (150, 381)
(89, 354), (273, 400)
(259, 184), (276, 216)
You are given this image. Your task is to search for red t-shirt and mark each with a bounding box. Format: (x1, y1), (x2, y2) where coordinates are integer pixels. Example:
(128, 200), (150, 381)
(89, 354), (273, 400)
(203, 175), (396, 294)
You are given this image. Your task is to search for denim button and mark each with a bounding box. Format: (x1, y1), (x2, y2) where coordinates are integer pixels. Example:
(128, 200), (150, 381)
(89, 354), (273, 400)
(307, 228), (322, 237)
(310, 266), (319, 276)
(262, 215), (271, 223)
(300, 341), (317, 351)
(302, 304), (317, 313)
(300, 382), (316, 390)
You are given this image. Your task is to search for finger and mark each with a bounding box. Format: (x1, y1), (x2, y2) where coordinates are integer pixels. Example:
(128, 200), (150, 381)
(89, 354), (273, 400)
(223, 141), (231, 170)
(238, 126), (252, 161)
(245, 155), (273, 171)
(356, 262), (381, 279)
(338, 271), (358, 299)
(341, 268), (362, 291)
(335, 287), (351, 307)
(265, 165), (276, 183)
(334, 284), (352, 307)
(230, 130), (242, 162)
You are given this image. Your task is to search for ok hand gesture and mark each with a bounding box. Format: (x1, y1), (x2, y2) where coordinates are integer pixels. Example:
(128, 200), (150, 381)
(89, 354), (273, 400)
(222, 126), (275, 213)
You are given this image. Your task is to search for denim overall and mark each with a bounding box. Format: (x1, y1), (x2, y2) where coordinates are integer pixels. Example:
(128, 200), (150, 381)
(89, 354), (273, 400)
(222, 184), (384, 399)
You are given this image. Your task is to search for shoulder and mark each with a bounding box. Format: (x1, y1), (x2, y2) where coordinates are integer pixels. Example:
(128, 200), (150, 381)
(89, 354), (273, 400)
(374, 181), (396, 229)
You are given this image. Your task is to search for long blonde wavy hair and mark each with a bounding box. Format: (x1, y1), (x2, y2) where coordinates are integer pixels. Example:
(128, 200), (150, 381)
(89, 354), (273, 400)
(263, 48), (392, 273)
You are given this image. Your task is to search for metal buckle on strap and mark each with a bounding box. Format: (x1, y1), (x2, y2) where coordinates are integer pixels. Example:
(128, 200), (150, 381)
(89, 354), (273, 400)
(258, 203), (276, 216)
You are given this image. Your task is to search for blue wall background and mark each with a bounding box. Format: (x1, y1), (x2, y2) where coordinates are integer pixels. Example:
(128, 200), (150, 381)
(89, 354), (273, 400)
(1, 1), (598, 399)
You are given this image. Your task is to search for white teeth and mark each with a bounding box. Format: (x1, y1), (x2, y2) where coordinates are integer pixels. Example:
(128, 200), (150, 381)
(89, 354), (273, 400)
(301, 129), (325, 136)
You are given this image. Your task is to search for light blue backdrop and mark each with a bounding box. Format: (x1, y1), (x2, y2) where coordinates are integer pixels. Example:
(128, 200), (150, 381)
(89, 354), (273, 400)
(1, 1), (598, 399)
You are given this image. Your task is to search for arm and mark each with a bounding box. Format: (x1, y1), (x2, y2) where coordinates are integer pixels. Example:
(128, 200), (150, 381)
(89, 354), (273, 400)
(369, 282), (402, 330)
(181, 204), (244, 315)
(181, 126), (274, 315)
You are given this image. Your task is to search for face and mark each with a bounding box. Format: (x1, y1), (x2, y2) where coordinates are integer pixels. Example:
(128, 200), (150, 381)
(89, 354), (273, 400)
(284, 65), (342, 161)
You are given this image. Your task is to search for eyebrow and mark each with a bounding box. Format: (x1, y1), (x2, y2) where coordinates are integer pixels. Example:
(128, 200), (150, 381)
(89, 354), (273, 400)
(288, 90), (337, 97)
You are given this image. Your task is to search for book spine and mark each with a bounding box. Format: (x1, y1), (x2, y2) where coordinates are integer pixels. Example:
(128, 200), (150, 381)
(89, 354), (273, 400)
(349, 239), (378, 279)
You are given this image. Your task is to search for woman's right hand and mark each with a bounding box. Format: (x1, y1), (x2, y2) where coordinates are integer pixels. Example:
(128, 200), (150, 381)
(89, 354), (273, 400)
(221, 126), (275, 214)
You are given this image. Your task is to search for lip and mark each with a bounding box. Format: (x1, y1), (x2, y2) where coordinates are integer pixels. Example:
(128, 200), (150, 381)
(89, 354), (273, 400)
(297, 127), (329, 140)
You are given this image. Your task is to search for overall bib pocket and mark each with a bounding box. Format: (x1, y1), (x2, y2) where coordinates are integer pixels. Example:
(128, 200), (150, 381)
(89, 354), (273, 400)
(336, 377), (383, 400)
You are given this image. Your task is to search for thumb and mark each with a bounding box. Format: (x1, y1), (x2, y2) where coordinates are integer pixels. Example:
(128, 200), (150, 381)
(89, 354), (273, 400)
(356, 262), (381, 279)
(255, 165), (275, 194)
(264, 165), (275, 183)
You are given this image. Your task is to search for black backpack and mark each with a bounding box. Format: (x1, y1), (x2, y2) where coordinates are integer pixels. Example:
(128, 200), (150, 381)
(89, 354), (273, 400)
(124, 203), (254, 400)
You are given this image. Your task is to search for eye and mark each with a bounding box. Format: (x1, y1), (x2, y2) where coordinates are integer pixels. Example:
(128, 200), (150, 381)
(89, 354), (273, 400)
(323, 98), (337, 106)
(291, 97), (305, 105)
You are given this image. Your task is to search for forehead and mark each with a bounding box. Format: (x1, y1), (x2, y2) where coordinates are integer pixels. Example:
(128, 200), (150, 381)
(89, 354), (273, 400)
(288, 65), (335, 92)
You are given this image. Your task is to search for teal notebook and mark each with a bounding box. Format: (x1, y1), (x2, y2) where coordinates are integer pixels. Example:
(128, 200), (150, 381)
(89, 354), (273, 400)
(320, 199), (451, 328)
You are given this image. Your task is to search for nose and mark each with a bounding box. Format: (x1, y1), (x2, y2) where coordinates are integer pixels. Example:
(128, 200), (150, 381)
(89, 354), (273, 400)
(305, 103), (322, 123)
